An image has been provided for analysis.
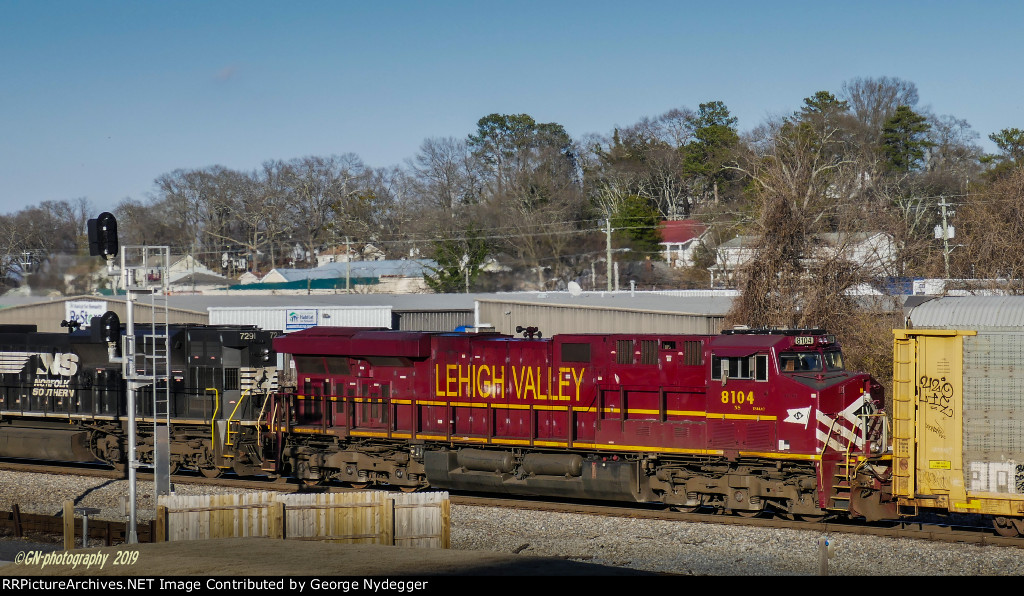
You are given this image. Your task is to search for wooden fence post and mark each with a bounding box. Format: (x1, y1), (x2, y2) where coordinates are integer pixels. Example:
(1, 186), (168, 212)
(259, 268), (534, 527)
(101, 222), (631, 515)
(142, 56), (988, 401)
(269, 502), (285, 540)
(63, 501), (75, 551)
(11, 504), (22, 538)
(441, 498), (450, 549)
(382, 499), (395, 546)
(155, 506), (168, 542)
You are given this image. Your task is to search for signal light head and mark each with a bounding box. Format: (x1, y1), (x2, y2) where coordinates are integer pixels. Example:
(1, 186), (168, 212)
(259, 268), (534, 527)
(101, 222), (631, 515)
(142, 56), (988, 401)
(87, 212), (119, 259)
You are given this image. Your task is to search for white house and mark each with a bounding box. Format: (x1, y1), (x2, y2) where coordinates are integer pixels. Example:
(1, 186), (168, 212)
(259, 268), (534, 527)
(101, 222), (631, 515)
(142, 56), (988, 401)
(316, 243), (387, 267)
(709, 235), (759, 288)
(658, 219), (709, 268)
(812, 232), (897, 277)
(708, 232), (898, 288)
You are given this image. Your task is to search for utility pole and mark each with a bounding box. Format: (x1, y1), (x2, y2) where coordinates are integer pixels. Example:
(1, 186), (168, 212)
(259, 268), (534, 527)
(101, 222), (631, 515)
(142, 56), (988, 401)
(937, 197), (954, 279)
(345, 236), (351, 292)
(605, 219), (613, 292)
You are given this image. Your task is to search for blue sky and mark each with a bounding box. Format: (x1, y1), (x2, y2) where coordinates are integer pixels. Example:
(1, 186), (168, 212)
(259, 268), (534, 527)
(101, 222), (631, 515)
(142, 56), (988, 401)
(2, 1), (1022, 216)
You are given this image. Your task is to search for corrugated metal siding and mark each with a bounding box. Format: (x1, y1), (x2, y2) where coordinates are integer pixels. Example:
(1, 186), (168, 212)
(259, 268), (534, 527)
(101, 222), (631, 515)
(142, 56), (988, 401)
(0, 299), (207, 332)
(909, 296), (1024, 329)
(963, 333), (1024, 495)
(392, 310), (473, 332)
(477, 301), (724, 337)
(208, 306), (391, 331)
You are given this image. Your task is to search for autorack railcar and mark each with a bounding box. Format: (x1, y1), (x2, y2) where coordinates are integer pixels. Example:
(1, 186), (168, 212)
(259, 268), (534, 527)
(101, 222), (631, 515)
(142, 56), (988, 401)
(894, 296), (1024, 536)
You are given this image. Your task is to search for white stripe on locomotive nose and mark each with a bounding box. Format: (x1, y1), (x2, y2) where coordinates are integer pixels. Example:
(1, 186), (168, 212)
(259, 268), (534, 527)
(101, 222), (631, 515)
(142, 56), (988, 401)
(816, 422), (864, 449)
(0, 352), (33, 374)
(816, 410), (865, 449)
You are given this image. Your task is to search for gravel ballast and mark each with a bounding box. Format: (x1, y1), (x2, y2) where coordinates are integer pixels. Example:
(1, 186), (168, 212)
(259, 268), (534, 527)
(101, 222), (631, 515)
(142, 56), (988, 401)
(1, 470), (1022, 576)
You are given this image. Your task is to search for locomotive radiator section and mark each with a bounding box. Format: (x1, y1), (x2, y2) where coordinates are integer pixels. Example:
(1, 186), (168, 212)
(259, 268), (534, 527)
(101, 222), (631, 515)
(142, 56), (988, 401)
(893, 329), (1024, 537)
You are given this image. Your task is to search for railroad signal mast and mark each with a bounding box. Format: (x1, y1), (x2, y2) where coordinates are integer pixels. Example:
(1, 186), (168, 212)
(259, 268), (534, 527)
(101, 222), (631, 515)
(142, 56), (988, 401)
(87, 213), (172, 544)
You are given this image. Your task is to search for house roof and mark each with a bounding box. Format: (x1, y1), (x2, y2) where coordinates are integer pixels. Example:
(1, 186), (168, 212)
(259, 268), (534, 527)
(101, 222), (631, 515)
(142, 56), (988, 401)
(719, 235), (760, 249)
(265, 259), (437, 283)
(658, 219), (707, 244)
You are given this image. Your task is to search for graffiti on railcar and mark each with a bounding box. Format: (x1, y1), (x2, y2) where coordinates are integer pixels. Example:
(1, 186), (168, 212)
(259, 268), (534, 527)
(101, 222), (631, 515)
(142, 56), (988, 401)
(919, 375), (954, 418)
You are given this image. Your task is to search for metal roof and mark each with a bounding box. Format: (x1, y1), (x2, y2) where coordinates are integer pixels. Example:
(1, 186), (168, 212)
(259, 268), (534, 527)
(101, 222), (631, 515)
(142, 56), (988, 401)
(266, 259), (436, 282)
(0, 290), (735, 320)
(478, 290), (736, 315)
(907, 296), (1024, 329)
(165, 293), (480, 313)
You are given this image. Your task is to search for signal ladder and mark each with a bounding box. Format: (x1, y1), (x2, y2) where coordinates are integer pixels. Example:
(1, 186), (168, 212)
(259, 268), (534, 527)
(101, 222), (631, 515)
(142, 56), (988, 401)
(120, 246), (171, 497)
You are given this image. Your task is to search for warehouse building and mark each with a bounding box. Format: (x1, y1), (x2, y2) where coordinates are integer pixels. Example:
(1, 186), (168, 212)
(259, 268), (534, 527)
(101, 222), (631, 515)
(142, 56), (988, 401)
(0, 290), (734, 336)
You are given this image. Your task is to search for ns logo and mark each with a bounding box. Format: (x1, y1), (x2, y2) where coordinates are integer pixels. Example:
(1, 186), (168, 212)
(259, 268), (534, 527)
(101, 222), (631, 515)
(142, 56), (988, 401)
(36, 353), (79, 377)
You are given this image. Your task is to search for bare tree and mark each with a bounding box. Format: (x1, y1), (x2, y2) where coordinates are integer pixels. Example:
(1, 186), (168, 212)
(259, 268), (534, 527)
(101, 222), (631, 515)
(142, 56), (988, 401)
(407, 137), (483, 218)
(282, 154), (367, 266)
(955, 165), (1024, 287)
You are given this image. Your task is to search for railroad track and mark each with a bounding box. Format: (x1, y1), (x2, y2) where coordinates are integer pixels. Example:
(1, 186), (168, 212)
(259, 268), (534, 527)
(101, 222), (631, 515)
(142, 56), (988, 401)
(2, 459), (1020, 548)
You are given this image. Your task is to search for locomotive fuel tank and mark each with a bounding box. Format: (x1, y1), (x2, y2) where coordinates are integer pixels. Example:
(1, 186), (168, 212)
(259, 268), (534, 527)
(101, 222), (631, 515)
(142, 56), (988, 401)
(0, 424), (98, 462)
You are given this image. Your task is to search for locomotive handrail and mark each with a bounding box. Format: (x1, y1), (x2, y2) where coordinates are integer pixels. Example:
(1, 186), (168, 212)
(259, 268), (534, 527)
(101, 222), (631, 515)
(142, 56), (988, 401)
(207, 387), (219, 449)
(257, 389), (274, 444)
(225, 387), (260, 446)
(818, 416), (851, 496)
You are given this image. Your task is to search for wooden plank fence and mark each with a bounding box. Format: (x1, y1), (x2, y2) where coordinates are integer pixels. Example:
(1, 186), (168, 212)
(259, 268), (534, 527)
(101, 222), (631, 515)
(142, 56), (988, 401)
(155, 491), (450, 548)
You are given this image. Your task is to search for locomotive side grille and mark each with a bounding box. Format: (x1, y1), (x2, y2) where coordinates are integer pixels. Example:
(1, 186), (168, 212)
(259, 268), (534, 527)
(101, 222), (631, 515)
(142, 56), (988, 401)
(709, 421), (737, 448)
(224, 368), (240, 391)
(673, 424), (694, 438)
(616, 340), (633, 364)
(640, 341), (658, 365)
(744, 423), (773, 450)
(684, 341), (703, 366)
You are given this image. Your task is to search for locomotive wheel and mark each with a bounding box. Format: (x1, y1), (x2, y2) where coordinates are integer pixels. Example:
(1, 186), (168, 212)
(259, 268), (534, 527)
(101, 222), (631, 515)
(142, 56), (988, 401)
(349, 482), (369, 490)
(399, 486), (420, 493)
(670, 505), (703, 514)
(732, 509), (766, 518)
(993, 517), (1022, 537)
(200, 466), (223, 479)
(793, 513), (825, 523)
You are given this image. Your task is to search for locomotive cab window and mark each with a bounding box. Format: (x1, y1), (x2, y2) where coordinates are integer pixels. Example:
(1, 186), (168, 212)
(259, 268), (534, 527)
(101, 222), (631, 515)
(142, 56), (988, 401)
(823, 350), (845, 371)
(711, 354), (769, 381)
(779, 352), (823, 372)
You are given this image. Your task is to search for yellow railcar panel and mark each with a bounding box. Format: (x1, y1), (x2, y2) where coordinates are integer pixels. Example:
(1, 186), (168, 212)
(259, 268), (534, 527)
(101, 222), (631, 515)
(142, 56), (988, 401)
(892, 330), (976, 505)
(914, 332), (966, 503)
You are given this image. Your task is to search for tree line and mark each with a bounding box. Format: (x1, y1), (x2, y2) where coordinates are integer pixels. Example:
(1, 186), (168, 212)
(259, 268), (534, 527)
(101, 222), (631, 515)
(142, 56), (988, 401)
(6, 75), (1024, 383)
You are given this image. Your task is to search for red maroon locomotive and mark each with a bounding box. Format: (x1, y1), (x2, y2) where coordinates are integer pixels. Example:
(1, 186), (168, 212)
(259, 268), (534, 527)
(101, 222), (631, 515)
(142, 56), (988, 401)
(262, 326), (893, 520)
